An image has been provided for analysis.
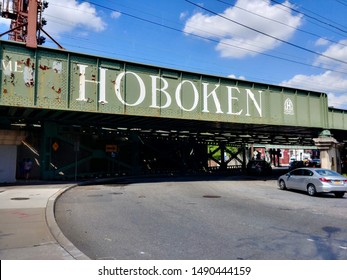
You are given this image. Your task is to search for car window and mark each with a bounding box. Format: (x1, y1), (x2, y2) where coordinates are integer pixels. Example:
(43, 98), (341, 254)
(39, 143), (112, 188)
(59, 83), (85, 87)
(315, 169), (340, 176)
(302, 169), (313, 176)
(291, 169), (302, 176)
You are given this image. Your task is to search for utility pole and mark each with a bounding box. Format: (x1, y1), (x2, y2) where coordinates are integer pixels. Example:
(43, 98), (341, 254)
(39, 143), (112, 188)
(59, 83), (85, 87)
(0, 0), (62, 48)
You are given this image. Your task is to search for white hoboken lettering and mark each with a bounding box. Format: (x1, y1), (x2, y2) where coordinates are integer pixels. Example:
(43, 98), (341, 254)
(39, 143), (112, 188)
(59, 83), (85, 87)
(115, 71), (146, 106)
(175, 80), (199, 112)
(73, 64), (263, 117)
(99, 68), (108, 104)
(1, 60), (264, 117)
(245, 89), (262, 117)
(76, 64), (108, 103)
(226, 86), (242, 115)
(202, 83), (223, 113)
(77, 64), (94, 101)
(150, 75), (171, 109)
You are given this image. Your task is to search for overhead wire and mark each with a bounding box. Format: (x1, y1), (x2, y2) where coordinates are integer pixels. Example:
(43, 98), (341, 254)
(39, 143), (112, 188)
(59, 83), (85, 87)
(216, 0), (347, 49)
(40, 0), (347, 81)
(269, 0), (347, 35)
(0, 0), (344, 93)
(255, 0), (347, 38)
(43, 1), (347, 108)
(185, 0), (347, 66)
(335, 0), (347, 7)
(42, 8), (243, 76)
(27, 0), (346, 108)
(61, 0), (347, 76)
(88, 0), (347, 106)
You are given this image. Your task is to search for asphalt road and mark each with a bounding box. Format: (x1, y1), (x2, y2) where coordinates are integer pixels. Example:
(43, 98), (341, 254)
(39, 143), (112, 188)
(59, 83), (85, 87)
(55, 177), (347, 260)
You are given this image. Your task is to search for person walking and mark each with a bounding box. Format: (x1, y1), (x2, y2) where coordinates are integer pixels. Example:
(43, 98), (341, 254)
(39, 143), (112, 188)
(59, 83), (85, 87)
(23, 158), (33, 181)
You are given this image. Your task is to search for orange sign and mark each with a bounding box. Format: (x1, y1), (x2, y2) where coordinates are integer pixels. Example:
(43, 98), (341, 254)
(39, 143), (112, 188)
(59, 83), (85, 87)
(105, 144), (118, 152)
(52, 142), (59, 151)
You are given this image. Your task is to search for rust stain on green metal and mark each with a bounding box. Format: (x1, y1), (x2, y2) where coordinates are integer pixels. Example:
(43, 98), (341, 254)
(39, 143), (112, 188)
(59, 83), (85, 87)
(0, 40), (337, 129)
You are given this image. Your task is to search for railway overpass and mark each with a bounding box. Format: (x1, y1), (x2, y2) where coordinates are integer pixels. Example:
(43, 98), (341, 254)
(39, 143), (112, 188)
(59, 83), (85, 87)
(0, 40), (346, 182)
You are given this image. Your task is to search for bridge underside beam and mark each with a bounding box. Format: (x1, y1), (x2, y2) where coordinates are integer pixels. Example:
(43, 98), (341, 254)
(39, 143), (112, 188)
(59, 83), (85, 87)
(1, 112), (346, 181)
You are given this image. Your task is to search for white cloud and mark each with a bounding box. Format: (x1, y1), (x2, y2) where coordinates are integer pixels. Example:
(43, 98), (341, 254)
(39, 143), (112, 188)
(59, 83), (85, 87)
(180, 11), (189, 20)
(183, 0), (302, 58)
(281, 71), (347, 93)
(111, 11), (121, 19)
(228, 74), (246, 80)
(327, 92), (347, 109)
(315, 38), (329, 47)
(281, 40), (347, 109)
(43, 0), (107, 37)
(314, 39), (347, 70)
(280, 71), (347, 109)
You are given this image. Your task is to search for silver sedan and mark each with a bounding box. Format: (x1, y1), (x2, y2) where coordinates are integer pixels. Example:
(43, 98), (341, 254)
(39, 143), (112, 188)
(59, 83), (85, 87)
(278, 168), (347, 198)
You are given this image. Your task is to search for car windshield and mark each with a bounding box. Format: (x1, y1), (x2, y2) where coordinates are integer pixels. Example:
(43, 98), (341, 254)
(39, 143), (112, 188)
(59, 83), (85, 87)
(315, 169), (341, 177)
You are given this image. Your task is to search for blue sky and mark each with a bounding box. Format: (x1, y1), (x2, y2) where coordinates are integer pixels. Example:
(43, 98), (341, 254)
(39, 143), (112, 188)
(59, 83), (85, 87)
(1, 0), (347, 109)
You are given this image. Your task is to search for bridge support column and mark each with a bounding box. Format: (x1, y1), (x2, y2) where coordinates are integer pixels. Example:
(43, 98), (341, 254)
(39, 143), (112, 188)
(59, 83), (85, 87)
(220, 143), (227, 171)
(242, 144), (247, 171)
(313, 130), (342, 173)
(130, 133), (141, 175)
(0, 129), (27, 183)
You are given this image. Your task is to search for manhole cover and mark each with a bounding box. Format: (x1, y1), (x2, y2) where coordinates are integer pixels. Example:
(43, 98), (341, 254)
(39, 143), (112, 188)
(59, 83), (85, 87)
(87, 194), (103, 197)
(11, 197), (30, 200)
(110, 192), (123, 195)
(280, 208), (292, 211)
(203, 195), (221, 198)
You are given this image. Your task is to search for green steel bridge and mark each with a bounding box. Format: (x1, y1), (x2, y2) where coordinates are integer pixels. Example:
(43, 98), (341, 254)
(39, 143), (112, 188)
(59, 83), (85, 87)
(0, 40), (346, 182)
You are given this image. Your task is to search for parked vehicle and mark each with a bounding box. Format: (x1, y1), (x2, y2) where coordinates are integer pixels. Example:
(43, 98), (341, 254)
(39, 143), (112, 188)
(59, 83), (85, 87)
(246, 160), (272, 176)
(278, 168), (347, 197)
(310, 158), (321, 167)
(289, 160), (305, 170)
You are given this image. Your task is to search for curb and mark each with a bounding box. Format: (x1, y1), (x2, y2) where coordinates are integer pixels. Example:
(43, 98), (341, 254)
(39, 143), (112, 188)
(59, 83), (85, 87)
(45, 184), (90, 260)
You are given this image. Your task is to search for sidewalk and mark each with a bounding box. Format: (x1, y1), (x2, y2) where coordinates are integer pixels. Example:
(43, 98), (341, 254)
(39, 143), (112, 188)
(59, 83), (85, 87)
(0, 182), (89, 260)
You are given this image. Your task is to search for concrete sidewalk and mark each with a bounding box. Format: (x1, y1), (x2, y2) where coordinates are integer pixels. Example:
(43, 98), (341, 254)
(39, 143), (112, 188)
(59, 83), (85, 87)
(0, 183), (89, 260)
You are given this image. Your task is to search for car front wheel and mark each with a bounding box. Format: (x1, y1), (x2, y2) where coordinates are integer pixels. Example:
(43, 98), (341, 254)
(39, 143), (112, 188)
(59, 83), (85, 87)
(307, 184), (317, 196)
(279, 180), (287, 190)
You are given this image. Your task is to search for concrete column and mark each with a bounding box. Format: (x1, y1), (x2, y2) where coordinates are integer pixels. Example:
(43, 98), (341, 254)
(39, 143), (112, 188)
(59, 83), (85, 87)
(242, 144), (247, 170)
(0, 130), (27, 183)
(130, 133), (141, 175)
(313, 130), (342, 173)
(0, 130), (26, 145)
